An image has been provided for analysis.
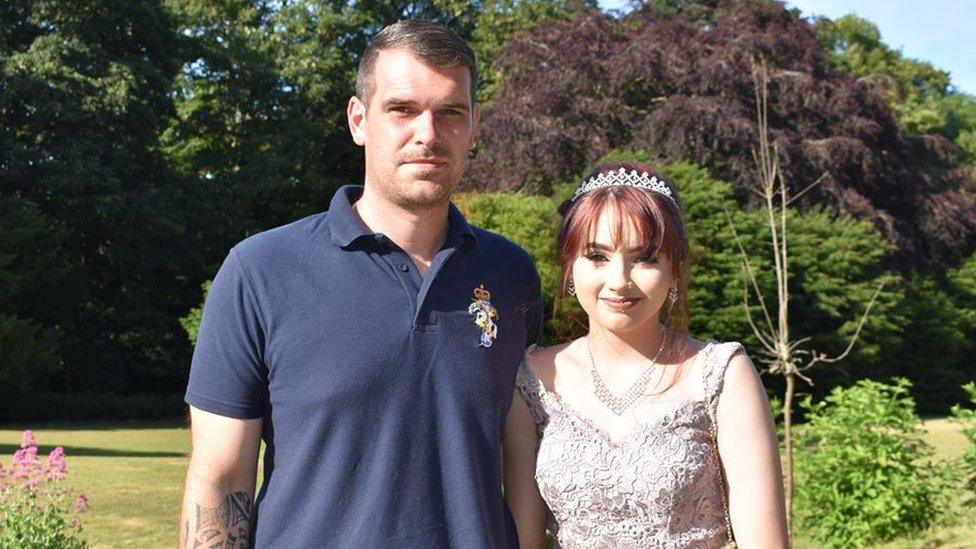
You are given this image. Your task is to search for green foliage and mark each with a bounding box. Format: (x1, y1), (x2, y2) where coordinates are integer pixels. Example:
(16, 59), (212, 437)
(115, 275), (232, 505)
(471, 0), (575, 104)
(179, 280), (212, 346)
(883, 263), (975, 413)
(796, 378), (951, 547)
(1, 0), (210, 394)
(950, 382), (976, 503)
(0, 315), (61, 395)
(0, 195), (65, 393)
(0, 433), (88, 548)
(816, 14), (976, 143)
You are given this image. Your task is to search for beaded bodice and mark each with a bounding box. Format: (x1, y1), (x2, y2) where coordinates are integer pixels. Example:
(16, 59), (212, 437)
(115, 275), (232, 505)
(515, 341), (743, 549)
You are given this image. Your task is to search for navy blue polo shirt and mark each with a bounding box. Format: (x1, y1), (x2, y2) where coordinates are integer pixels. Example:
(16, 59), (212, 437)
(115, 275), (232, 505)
(185, 185), (543, 548)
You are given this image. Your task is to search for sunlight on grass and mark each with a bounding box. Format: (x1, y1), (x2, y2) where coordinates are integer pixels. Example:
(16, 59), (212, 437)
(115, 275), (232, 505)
(1, 417), (971, 547)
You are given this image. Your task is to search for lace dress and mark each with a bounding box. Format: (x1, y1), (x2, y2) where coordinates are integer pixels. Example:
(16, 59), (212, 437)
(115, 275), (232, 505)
(515, 341), (743, 549)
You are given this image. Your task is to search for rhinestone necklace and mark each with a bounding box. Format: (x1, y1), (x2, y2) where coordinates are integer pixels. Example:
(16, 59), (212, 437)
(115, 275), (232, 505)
(588, 328), (668, 416)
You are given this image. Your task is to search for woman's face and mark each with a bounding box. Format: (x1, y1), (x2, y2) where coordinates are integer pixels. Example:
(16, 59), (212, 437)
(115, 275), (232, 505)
(571, 206), (673, 335)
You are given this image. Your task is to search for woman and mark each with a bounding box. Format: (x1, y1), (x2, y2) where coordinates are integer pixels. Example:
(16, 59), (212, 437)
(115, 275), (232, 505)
(503, 163), (788, 548)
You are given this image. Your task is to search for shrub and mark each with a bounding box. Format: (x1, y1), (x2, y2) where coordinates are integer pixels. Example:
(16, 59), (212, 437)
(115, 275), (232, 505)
(950, 382), (976, 504)
(180, 280), (212, 345)
(0, 430), (88, 548)
(795, 378), (950, 547)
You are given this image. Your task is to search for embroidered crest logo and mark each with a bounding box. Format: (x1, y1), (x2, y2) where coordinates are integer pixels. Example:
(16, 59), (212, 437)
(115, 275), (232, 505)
(468, 284), (498, 348)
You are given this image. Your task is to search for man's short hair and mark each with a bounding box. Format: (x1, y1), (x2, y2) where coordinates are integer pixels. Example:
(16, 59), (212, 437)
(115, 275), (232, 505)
(356, 20), (478, 107)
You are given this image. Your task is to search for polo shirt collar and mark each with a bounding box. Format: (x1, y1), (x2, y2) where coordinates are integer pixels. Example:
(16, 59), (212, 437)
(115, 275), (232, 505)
(328, 185), (478, 248)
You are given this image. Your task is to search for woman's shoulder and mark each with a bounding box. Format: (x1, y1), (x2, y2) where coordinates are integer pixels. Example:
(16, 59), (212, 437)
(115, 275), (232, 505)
(524, 340), (577, 388)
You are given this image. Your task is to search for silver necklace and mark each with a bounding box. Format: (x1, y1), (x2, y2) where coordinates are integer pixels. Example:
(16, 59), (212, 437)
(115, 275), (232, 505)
(588, 328), (668, 416)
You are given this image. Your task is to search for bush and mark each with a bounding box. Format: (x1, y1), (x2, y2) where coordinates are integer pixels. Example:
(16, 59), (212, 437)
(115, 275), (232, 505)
(0, 430), (88, 548)
(950, 382), (976, 504)
(179, 280), (212, 345)
(795, 378), (950, 547)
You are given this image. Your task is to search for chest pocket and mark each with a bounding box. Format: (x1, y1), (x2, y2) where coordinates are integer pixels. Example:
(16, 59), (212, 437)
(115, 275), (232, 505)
(434, 299), (526, 402)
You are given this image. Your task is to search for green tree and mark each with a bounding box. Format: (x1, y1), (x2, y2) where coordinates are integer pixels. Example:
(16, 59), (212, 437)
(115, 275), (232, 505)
(816, 12), (976, 174)
(0, 195), (66, 393)
(1, 0), (208, 392)
(815, 14), (952, 135)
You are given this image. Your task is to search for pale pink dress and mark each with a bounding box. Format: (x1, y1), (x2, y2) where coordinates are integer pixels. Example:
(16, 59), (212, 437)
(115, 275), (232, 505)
(515, 341), (743, 548)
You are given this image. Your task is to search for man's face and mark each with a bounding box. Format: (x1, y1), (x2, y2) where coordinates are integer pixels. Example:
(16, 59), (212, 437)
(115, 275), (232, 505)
(347, 49), (480, 210)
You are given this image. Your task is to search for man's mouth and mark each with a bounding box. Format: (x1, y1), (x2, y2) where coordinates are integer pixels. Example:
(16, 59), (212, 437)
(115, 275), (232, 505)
(402, 158), (446, 166)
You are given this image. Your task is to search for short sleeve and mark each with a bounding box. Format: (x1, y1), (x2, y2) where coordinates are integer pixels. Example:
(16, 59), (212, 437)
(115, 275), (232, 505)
(515, 350), (550, 433)
(185, 248), (270, 419)
(703, 341), (746, 417)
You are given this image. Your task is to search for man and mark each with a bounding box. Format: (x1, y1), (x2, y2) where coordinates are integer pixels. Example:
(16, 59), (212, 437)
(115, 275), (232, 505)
(179, 20), (543, 548)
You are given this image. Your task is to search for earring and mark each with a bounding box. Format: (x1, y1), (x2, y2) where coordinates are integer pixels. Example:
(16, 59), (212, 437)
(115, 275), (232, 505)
(567, 277), (575, 296)
(668, 287), (678, 305)
(468, 147), (478, 159)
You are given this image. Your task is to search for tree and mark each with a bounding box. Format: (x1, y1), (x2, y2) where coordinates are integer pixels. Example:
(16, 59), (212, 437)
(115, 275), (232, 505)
(1, 0), (208, 392)
(727, 63), (889, 534)
(470, 1), (976, 267)
(0, 195), (66, 393)
(815, 14), (976, 183)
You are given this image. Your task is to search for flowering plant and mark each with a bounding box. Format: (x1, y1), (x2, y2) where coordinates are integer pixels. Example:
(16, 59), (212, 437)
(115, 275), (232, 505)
(0, 430), (88, 548)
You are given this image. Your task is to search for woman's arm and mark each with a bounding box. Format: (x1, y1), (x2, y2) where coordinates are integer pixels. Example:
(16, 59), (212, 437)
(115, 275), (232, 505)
(716, 353), (789, 548)
(503, 390), (548, 549)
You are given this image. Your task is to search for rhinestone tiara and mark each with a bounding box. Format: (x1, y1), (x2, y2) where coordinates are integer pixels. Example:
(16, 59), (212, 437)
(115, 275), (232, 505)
(570, 167), (675, 203)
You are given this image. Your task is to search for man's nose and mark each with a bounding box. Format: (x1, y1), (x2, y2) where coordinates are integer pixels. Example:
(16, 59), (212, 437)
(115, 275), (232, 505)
(412, 111), (439, 147)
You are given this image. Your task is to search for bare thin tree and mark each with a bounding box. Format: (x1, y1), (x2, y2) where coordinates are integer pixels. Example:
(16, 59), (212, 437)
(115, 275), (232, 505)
(726, 60), (887, 537)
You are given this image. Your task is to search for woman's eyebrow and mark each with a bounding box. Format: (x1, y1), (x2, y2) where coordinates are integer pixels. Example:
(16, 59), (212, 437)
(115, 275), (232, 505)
(585, 242), (647, 254)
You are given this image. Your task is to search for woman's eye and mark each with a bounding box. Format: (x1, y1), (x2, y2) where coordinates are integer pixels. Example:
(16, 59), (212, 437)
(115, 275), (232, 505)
(635, 256), (657, 264)
(585, 252), (607, 262)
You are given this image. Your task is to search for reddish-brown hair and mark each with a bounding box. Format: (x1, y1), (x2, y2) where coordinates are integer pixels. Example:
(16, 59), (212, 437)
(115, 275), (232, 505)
(557, 162), (690, 331)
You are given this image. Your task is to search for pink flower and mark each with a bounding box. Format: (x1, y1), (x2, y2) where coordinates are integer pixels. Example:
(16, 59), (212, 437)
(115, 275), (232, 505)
(46, 447), (68, 481)
(20, 430), (37, 449)
(12, 446), (40, 479)
(75, 494), (89, 513)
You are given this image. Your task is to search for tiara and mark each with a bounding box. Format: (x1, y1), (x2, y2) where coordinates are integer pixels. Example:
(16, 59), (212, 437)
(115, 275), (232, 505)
(570, 168), (675, 203)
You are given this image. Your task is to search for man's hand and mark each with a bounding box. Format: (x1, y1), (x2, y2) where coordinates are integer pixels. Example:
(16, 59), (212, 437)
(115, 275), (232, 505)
(179, 407), (263, 548)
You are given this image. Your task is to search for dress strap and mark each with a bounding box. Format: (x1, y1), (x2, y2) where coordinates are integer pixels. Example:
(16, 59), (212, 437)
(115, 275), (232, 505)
(515, 345), (551, 430)
(702, 341), (746, 415)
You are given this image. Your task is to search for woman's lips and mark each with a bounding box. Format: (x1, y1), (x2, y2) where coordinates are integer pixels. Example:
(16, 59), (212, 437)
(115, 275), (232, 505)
(601, 297), (639, 310)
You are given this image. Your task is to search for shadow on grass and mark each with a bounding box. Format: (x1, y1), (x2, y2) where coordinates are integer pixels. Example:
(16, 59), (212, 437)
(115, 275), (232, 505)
(0, 444), (185, 458)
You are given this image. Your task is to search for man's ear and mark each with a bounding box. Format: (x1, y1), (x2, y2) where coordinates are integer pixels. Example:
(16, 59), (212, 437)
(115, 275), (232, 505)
(347, 96), (367, 147)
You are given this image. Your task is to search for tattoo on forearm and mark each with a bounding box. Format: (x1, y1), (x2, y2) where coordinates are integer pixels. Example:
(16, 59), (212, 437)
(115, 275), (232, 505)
(184, 491), (253, 549)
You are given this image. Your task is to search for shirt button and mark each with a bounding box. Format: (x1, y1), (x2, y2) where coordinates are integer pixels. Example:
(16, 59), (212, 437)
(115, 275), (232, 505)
(397, 263), (409, 272)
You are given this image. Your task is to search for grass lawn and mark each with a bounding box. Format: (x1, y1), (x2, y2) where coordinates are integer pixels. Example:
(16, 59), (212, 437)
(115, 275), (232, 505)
(1, 418), (972, 548)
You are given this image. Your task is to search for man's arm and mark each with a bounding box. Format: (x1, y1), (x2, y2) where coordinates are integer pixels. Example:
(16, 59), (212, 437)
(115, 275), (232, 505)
(179, 406), (263, 549)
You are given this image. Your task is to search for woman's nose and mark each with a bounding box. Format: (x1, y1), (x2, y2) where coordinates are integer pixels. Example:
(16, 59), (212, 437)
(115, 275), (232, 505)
(606, 261), (631, 292)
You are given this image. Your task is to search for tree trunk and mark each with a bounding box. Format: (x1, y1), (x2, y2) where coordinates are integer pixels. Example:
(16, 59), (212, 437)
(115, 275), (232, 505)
(783, 370), (796, 539)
